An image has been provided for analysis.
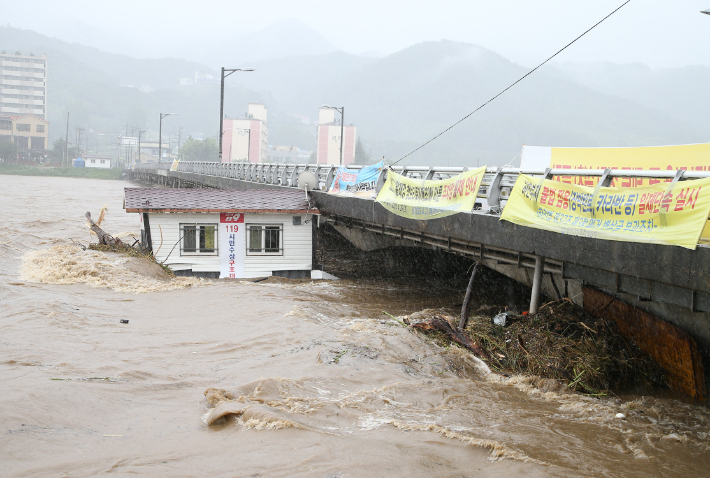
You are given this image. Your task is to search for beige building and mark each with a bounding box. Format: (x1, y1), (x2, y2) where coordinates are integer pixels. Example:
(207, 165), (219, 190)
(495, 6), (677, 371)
(0, 114), (49, 159)
(1, 52), (47, 119)
(222, 103), (268, 163)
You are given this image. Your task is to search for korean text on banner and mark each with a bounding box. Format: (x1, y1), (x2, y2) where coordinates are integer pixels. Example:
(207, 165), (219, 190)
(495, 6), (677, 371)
(219, 213), (245, 278)
(170, 159), (180, 172)
(328, 161), (384, 197)
(500, 174), (710, 250)
(375, 166), (486, 220)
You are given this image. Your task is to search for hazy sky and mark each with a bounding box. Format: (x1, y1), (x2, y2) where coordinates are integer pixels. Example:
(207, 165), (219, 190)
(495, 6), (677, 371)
(5, 0), (710, 67)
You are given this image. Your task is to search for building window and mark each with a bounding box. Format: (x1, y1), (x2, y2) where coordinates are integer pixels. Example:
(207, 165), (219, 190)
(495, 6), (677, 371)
(30, 136), (44, 149)
(15, 136), (28, 149)
(247, 224), (282, 255)
(36, 124), (44, 132)
(0, 121), (11, 130)
(16, 124), (30, 132)
(100, 160), (105, 164)
(180, 224), (218, 255)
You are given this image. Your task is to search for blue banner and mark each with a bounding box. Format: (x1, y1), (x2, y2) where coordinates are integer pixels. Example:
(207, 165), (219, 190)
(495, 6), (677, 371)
(328, 162), (384, 197)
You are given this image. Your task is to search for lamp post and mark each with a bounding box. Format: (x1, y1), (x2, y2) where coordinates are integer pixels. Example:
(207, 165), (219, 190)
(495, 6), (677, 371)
(159, 113), (177, 163)
(702, 9), (710, 15)
(137, 130), (145, 164)
(321, 105), (345, 165)
(219, 67), (254, 162)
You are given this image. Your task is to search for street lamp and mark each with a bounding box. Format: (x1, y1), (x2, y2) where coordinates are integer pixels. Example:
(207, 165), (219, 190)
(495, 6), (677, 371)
(219, 67), (254, 162)
(702, 9), (710, 15)
(321, 104), (344, 165)
(138, 130), (146, 164)
(159, 113), (177, 163)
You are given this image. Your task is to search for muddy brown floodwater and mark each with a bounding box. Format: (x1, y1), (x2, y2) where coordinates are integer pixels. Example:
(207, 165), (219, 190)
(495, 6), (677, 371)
(1, 175), (709, 477)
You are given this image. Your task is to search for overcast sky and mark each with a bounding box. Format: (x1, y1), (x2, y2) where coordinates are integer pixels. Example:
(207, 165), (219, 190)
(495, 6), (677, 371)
(5, 0), (710, 68)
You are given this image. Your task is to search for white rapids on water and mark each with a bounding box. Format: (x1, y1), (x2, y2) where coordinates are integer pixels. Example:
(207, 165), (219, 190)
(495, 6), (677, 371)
(1, 175), (709, 477)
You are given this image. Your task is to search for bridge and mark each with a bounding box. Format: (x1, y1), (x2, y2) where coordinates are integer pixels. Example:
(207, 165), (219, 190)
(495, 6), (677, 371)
(127, 161), (710, 398)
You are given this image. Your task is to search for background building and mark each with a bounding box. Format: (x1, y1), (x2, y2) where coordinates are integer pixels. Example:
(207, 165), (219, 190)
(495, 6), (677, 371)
(0, 52), (47, 119)
(0, 113), (49, 160)
(267, 145), (299, 163)
(316, 107), (355, 165)
(222, 103), (268, 163)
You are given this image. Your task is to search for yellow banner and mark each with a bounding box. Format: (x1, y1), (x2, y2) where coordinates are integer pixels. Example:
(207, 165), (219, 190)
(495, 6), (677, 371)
(170, 159), (180, 171)
(500, 174), (710, 250)
(375, 166), (486, 220)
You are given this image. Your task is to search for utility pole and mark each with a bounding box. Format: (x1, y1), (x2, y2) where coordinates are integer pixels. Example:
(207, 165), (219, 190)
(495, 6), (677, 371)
(159, 113), (177, 163)
(321, 105), (345, 165)
(219, 67), (254, 162)
(138, 130), (145, 163)
(64, 112), (69, 167)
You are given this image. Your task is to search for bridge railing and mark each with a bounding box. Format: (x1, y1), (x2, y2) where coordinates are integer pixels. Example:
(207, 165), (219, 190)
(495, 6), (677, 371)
(129, 161), (710, 213)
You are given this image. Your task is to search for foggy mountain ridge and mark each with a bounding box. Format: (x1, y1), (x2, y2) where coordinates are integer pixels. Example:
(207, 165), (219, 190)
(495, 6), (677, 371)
(0, 26), (218, 89)
(203, 18), (339, 68)
(551, 61), (710, 132)
(3, 24), (707, 166)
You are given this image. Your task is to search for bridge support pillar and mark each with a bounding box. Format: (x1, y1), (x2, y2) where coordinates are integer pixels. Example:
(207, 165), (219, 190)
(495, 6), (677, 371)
(529, 255), (545, 314)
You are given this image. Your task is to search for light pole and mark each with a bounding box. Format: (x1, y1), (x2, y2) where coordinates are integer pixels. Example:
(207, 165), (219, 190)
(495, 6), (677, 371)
(138, 130), (145, 164)
(321, 104), (344, 165)
(219, 67), (254, 162)
(702, 9), (710, 15)
(159, 113), (177, 163)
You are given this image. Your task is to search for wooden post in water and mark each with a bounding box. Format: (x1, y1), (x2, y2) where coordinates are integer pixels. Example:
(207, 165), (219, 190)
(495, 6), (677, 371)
(458, 261), (480, 331)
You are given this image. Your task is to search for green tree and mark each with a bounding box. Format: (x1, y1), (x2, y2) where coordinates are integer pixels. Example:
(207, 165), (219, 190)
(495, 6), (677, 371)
(354, 137), (371, 165)
(0, 141), (17, 161)
(181, 136), (219, 162)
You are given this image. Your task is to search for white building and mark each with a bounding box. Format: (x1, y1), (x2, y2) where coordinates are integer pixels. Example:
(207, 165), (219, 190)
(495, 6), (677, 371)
(222, 103), (268, 163)
(83, 155), (113, 168)
(0, 52), (47, 120)
(124, 188), (320, 279)
(316, 107), (356, 166)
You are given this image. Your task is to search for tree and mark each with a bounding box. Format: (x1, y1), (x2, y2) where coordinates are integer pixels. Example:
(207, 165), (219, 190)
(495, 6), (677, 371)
(0, 141), (17, 162)
(181, 136), (219, 162)
(354, 137), (372, 165)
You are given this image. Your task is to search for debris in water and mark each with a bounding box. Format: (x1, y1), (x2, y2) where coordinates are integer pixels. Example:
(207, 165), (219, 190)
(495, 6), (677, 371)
(615, 413), (626, 420)
(492, 312), (511, 327)
(120, 319), (129, 324)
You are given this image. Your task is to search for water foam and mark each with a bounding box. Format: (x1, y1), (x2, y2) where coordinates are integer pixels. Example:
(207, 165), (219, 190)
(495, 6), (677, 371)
(19, 244), (204, 293)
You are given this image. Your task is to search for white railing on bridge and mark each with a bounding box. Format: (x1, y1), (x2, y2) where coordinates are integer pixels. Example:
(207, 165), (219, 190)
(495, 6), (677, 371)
(129, 161), (710, 213)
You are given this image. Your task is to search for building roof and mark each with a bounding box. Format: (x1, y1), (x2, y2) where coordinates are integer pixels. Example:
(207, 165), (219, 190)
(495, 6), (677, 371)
(9, 114), (49, 123)
(124, 188), (318, 214)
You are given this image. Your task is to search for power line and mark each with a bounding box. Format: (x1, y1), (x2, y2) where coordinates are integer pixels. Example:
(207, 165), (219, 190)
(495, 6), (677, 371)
(390, 0), (632, 167)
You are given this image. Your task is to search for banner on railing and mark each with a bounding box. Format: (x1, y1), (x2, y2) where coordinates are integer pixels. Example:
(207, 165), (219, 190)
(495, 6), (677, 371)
(375, 166), (486, 220)
(520, 142), (710, 239)
(328, 161), (384, 197)
(500, 174), (710, 249)
(170, 159), (180, 172)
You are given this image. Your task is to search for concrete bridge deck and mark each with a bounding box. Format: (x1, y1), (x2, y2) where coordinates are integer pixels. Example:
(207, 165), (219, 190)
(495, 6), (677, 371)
(126, 162), (710, 396)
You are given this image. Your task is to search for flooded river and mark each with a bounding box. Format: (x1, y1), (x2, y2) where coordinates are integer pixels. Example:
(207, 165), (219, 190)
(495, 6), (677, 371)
(1, 175), (709, 477)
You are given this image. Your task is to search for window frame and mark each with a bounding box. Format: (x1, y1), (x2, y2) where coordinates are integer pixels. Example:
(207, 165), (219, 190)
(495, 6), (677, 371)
(246, 223), (283, 256)
(179, 223), (219, 256)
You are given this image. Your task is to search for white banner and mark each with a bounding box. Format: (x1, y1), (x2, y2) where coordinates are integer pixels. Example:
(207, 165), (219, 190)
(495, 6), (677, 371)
(219, 213), (245, 278)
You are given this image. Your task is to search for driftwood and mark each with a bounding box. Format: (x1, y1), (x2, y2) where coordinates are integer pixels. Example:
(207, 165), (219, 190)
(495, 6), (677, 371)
(85, 212), (122, 246)
(458, 262), (480, 330)
(413, 314), (490, 359)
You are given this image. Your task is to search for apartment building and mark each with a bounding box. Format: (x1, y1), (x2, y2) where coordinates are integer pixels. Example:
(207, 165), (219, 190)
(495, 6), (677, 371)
(1, 51), (47, 119)
(0, 114), (49, 159)
(315, 107), (355, 165)
(222, 103), (268, 163)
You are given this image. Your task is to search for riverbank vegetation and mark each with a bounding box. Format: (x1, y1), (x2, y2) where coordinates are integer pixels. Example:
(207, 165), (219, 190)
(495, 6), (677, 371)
(0, 163), (123, 180)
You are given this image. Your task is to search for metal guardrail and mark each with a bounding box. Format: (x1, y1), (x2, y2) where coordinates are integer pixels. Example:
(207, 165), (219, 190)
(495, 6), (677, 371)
(129, 161), (710, 213)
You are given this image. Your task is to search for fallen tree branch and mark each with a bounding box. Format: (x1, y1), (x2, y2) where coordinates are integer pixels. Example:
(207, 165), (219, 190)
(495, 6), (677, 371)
(412, 314), (490, 359)
(85, 212), (122, 246)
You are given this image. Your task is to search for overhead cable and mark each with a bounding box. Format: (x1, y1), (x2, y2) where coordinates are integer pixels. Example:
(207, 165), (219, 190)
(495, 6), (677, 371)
(389, 0), (632, 166)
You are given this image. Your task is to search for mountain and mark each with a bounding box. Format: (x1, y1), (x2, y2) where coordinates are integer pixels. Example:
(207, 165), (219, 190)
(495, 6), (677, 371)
(3, 23), (705, 166)
(552, 61), (710, 134)
(0, 25), (217, 89)
(206, 18), (338, 68)
(311, 41), (705, 165)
